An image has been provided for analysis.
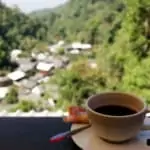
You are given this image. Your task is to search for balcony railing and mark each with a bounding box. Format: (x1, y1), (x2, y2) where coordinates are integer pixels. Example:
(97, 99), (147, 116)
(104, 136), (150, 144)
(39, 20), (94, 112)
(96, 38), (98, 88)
(0, 115), (80, 150)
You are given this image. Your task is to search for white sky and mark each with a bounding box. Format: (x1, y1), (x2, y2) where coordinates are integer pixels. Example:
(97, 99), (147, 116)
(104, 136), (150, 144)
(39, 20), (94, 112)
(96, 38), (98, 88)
(2, 0), (67, 13)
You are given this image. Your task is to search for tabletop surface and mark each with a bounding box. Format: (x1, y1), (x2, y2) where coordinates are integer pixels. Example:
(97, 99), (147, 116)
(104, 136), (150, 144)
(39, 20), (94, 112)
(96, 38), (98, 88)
(0, 117), (81, 150)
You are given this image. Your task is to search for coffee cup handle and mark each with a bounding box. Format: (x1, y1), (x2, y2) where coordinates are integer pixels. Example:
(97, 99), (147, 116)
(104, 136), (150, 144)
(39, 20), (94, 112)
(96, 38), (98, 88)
(141, 108), (150, 130)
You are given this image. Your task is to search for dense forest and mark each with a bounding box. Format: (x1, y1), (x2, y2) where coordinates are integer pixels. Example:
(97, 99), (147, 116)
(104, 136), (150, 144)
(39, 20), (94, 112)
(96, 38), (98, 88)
(1, 0), (150, 110)
(31, 0), (125, 44)
(0, 1), (48, 68)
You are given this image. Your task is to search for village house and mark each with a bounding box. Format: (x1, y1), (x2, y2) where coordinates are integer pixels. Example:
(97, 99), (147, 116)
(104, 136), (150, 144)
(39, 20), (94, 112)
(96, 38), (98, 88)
(18, 85), (45, 102)
(69, 49), (80, 54)
(19, 62), (36, 73)
(0, 87), (9, 100)
(57, 40), (65, 46)
(10, 49), (22, 62)
(15, 57), (32, 65)
(0, 76), (12, 87)
(18, 79), (37, 90)
(65, 42), (92, 53)
(71, 42), (92, 50)
(36, 53), (48, 61)
(44, 56), (70, 69)
(36, 62), (55, 76)
(31, 85), (44, 96)
(7, 70), (26, 82)
(48, 41), (65, 54)
(48, 45), (60, 53)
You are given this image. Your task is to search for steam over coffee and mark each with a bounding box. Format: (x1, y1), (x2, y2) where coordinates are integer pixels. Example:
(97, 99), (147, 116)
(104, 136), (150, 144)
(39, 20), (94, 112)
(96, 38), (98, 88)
(94, 105), (137, 116)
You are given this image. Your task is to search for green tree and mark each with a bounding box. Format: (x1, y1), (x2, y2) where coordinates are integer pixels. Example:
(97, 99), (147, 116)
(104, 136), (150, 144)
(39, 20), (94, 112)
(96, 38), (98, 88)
(30, 0), (124, 44)
(5, 86), (18, 104)
(104, 0), (150, 104)
(0, 1), (48, 67)
(49, 59), (108, 110)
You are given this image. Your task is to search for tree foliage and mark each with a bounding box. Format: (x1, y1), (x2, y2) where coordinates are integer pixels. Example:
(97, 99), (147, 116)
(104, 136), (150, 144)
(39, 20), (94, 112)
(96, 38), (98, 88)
(31, 0), (125, 44)
(0, 2), (48, 67)
(15, 100), (36, 112)
(40, 0), (150, 108)
(5, 86), (18, 104)
(104, 0), (150, 103)
(49, 59), (110, 109)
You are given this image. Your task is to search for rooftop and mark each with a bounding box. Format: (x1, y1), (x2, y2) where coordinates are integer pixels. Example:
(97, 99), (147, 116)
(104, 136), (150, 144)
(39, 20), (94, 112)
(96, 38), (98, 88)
(16, 58), (31, 64)
(19, 62), (36, 72)
(0, 87), (9, 99)
(19, 79), (37, 89)
(36, 62), (55, 72)
(7, 70), (26, 81)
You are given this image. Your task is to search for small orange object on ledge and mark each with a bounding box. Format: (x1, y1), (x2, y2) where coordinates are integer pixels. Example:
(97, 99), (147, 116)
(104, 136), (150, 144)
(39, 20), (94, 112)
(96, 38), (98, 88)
(68, 106), (87, 116)
(63, 106), (89, 124)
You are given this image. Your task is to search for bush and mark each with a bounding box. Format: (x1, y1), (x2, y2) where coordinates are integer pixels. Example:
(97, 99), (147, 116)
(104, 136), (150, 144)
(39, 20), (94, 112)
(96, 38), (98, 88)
(11, 100), (52, 112)
(50, 59), (108, 110)
(5, 86), (19, 104)
(18, 52), (30, 58)
(58, 47), (65, 55)
(15, 100), (36, 112)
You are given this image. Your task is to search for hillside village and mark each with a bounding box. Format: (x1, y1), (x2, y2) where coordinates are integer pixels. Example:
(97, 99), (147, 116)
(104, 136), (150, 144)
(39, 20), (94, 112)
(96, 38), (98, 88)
(1, 0), (150, 116)
(0, 41), (94, 112)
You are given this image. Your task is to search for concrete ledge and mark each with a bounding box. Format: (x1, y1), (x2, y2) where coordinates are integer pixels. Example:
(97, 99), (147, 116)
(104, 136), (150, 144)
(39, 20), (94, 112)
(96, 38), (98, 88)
(0, 110), (68, 117)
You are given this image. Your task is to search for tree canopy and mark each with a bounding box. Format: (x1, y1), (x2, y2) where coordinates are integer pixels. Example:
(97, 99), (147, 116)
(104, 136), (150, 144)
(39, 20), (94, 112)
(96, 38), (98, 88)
(31, 0), (125, 44)
(36, 0), (150, 108)
(0, 2), (48, 67)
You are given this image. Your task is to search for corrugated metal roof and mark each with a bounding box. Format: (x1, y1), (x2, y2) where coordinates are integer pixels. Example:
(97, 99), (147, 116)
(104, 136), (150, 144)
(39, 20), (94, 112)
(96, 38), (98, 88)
(7, 70), (26, 81)
(19, 62), (36, 72)
(36, 62), (55, 72)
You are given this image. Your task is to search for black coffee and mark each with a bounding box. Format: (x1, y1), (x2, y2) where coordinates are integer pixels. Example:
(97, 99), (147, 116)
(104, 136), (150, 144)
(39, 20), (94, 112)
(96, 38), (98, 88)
(94, 105), (137, 116)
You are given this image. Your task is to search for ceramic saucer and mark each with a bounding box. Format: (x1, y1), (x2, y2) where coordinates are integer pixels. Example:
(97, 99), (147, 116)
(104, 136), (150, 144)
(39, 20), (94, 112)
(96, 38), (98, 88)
(71, 118), (150, 150)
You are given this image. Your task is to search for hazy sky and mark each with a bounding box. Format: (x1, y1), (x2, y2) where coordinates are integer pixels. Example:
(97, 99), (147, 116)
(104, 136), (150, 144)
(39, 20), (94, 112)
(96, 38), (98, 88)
(2, 0), (67, 13)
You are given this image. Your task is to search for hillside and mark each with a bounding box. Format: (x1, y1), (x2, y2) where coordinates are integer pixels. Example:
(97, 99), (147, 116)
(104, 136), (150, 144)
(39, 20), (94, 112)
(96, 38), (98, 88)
(31, 0), (150, 108)
(0, 2), (48, 68)
(30, 3), (67, 17)
(31, 0), (125, 44)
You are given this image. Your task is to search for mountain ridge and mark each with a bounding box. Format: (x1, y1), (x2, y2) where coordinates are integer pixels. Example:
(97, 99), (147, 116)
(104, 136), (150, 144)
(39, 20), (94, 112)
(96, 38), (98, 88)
(30, 0), (125, 44)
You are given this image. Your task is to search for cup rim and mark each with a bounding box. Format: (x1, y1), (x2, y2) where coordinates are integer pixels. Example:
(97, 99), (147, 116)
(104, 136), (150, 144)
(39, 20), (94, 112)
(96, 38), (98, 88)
(86, 92), (147, 118)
